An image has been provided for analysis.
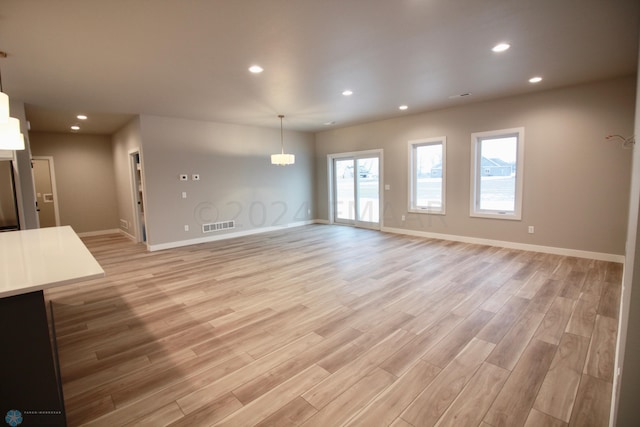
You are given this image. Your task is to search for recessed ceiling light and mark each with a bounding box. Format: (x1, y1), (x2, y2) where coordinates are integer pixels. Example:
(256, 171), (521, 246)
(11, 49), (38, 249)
(398, 105), (408, 110)
(492, 43), (511, 53)
(342, 90), (353, 96)
(529, 76), (543, 83)
(248, 65), (264, 74)
(70, 125), (80, 131)
(77, 114), (88, 120)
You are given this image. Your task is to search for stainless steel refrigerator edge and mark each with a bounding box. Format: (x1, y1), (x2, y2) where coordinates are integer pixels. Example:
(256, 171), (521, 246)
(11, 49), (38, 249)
(0, 160), (20, 231)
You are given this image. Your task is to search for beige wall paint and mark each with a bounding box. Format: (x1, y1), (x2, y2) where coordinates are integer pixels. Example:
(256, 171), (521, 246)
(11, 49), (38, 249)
(315, 77), (635, 256)
(29, 132), (119, 233)
(139, 115), (315, 248)
(112, 117), (143, 239)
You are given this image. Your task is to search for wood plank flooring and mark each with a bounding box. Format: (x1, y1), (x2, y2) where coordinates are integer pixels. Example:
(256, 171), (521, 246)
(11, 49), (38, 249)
(44, 224), (622, 426)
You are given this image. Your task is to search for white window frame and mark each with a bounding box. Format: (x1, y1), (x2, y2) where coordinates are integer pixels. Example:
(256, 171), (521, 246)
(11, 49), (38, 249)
(470, 127), (524, 220)
(408, 137), (446, 215)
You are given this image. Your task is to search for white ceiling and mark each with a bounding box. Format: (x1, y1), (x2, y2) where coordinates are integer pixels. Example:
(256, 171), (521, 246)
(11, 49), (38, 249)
(0, 0), (638, 134)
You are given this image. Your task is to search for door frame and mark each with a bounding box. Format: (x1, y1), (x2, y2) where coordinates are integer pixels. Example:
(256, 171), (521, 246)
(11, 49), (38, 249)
(32, 156), (61, 227)
(128, 148), (147, 244)
(327, 149), (383, 230)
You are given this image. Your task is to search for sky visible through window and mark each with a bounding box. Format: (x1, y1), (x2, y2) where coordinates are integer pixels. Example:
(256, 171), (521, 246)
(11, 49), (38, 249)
(481, 136), (517, 162)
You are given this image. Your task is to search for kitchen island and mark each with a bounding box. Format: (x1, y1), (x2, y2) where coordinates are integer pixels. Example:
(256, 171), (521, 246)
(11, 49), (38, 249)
(0, 226), (104, 426)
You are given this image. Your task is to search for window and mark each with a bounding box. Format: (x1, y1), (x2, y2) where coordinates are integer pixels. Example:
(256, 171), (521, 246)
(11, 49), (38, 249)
(470, 127), (524, 220)
(409, 137), (446, 214)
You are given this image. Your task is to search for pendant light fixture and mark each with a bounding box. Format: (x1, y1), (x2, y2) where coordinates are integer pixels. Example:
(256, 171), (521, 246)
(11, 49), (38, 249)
(0, 92), (7, 124)
(0, 51), (25, 150)
(271, 114), (295, 166)
(0, 52), (9, 123)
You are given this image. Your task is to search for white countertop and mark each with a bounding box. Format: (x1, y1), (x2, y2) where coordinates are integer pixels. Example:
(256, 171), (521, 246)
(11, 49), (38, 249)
(0, 226), (105, 298)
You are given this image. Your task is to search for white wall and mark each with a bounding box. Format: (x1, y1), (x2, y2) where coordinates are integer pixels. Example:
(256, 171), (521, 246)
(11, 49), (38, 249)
(315, 77), (635, 257)
(138, 115), (315, 249)
(611, 38), (640, 427)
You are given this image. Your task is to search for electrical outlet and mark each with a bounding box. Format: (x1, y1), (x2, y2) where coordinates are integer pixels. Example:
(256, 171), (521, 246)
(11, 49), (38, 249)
(528, 226), (535, 234)
(181, 191), (187, 199)
(401, 215), (406, 221)
(179, 174), (188, 181)
(184, 225), (189, 232)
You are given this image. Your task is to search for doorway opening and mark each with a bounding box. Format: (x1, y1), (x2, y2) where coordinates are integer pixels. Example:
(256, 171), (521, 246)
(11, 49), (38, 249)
(32, 157), (61, 228)
(130, 150), (146, 243)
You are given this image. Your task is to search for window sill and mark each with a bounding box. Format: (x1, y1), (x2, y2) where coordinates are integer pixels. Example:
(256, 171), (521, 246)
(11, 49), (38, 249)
(470, 211), (521, 221)
(409, 208), (446, 216)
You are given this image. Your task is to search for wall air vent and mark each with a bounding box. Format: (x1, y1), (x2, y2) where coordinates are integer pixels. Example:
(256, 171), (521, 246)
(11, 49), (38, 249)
(202, 220), (235, 233)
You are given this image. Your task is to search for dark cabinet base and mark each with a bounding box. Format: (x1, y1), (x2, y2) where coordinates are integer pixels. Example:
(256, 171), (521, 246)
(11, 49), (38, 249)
(0, 291), (66, 426)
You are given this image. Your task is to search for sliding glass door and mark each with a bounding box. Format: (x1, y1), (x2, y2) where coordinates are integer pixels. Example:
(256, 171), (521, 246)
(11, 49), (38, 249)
(333, 153), (380, 229)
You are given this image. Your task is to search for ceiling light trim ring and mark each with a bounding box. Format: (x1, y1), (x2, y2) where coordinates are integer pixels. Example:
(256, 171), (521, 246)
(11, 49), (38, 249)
(492, 43), (511, 53)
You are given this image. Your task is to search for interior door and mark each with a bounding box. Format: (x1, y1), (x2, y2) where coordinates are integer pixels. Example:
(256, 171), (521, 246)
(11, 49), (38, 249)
(333, 154), (380, 229)
(32, 158), (58, 228)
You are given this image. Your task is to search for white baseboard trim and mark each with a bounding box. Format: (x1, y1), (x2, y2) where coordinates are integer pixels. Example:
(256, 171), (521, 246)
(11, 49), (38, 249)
(77, 228), (122, 238)
(148, 220), (315, 252)
(138, 219), (624, 262)
(381, 226), (625, 263)
(120, 229), (137, 241)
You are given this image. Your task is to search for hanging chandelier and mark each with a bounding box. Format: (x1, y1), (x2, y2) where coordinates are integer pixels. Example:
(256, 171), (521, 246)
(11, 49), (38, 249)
(0, 51), (25, 150)
(271, 114), (295, 166)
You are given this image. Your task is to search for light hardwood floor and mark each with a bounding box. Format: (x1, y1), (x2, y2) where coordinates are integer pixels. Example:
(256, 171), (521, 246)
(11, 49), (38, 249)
(45, 224), (622, 426)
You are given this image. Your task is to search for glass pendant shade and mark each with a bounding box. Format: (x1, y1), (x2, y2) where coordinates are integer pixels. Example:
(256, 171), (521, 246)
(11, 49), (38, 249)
(271, 114), (295, 166)
(0, 117), (25, 150)
(0, 52), (23, 150)
(271, 153), (295, 166)
(0, 91), (9, 123)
